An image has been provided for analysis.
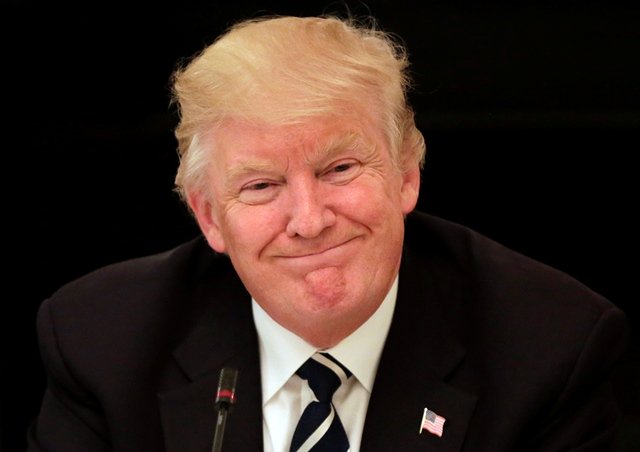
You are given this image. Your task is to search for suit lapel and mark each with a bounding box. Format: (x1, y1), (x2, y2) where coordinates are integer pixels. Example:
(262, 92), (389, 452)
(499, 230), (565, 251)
(158, 260), (264, 452)
(361, 242), (477, 451)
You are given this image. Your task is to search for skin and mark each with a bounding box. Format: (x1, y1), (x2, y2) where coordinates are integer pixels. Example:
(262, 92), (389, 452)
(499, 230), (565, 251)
(189, 109), (420, 348)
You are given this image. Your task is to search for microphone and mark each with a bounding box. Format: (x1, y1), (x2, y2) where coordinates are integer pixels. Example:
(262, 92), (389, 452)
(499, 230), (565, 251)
(211, 367), (238, 452)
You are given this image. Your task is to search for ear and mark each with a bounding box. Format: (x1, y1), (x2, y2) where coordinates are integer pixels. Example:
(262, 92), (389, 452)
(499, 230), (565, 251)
(187, 190), (227, 253)
(400, 162), (421, 214)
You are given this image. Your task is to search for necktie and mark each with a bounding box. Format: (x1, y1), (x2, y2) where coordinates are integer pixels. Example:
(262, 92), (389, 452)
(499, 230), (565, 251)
(289, 353), (352, 452)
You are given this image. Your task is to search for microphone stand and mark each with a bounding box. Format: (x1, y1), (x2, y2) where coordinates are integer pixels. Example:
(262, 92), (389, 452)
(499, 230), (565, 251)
(211, 368), (238, 452)
(211, 405), (230, 452)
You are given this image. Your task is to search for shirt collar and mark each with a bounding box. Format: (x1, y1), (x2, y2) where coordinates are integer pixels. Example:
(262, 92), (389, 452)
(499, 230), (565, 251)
(252, 275), (398, 404)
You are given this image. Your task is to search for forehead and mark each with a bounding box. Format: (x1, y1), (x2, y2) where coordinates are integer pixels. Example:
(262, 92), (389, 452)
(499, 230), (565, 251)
(210, 114), (385, 164)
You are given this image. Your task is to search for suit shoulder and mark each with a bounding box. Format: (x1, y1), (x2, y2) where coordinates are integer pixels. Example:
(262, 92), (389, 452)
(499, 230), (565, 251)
(403, 212), (628, 401)
(404, 211), (624, 328)
(50, 236), (211, 297)
(38, 236), (233, 332)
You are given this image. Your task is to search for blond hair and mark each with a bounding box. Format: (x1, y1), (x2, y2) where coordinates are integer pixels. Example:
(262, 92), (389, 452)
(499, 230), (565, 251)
(171, 15), (425, 200)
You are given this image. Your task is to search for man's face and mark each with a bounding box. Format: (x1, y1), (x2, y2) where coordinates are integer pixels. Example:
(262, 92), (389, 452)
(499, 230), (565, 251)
(190, 111), (420, 347)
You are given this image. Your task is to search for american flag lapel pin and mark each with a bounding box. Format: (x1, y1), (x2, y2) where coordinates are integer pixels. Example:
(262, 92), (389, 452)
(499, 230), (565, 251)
(419, 407), (446, 437)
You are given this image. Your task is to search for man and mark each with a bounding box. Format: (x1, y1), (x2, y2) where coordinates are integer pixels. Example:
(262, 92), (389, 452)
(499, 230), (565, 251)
(29, 16), (627, 451)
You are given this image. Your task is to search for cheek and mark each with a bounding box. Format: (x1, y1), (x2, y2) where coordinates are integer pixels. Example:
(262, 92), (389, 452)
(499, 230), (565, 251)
(340, 176), (405, 220)
(222, 205), (285, 255)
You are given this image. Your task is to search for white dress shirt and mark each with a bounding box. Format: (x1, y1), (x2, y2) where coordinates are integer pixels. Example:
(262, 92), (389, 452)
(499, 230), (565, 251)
(252, 276), (398, 452)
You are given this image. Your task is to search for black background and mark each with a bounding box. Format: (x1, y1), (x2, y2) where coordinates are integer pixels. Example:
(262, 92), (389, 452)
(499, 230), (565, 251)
(5, 1), (639, 450)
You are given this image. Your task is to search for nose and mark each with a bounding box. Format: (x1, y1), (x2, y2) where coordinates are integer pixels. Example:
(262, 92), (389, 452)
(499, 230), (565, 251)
(285, 177), (336, 238)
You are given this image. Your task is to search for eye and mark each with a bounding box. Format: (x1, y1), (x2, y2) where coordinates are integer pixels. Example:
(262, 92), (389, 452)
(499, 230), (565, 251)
(321, 159), (362, 184)
(238, 180), (280, 204)
(332, 163), (354, 173)
(246, 181), (272, 191)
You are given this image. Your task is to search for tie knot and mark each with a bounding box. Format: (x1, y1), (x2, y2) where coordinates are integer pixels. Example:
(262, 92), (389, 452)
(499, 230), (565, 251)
(296, 353), (352, 402)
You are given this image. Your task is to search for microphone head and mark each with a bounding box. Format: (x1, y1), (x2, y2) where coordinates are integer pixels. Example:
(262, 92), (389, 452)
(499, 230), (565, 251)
(215, 367), (239, 409)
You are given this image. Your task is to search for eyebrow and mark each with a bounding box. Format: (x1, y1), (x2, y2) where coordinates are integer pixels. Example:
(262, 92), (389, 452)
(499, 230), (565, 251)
(309, 132), (374, 164)
(225, 160), (277, 186)
(224, 131), (374, 184)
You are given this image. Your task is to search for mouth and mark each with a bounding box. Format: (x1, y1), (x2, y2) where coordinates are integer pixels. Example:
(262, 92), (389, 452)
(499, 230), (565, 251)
(287, 238), (357, 258)
(274, 237), (360, 264)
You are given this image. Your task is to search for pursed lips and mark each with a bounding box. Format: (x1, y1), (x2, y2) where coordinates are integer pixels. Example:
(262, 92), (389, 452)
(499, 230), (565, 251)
(272, 236), (360, 260)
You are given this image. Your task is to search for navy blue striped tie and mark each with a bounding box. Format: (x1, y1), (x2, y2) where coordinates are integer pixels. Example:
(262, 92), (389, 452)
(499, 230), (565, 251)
(289, 353), (352, 452)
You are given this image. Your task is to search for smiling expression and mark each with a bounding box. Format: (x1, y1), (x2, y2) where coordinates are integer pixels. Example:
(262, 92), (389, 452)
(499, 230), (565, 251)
(189, 110), (420, 347)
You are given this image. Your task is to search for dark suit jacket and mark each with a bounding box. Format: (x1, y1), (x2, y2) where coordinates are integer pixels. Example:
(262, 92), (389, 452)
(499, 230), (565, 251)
(28, 212), (628, 451)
